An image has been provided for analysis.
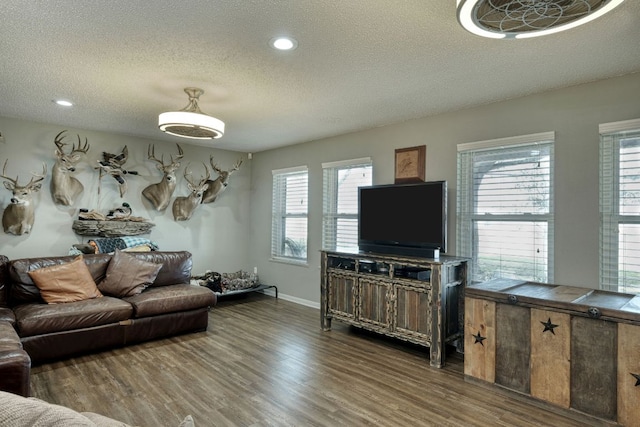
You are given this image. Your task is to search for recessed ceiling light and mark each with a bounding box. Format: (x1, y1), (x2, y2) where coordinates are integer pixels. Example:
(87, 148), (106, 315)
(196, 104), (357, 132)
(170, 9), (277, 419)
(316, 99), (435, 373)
(54, 99), (73, 107)
(269, 36), (298, 51)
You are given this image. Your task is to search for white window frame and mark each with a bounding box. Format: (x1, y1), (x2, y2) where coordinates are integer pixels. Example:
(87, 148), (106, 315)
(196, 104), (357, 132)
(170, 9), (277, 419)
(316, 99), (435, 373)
(322, 157), (373, 252)
(457, 131), (555, 284)
(599, 118), (640, 293)
(271, 165), (309, 264)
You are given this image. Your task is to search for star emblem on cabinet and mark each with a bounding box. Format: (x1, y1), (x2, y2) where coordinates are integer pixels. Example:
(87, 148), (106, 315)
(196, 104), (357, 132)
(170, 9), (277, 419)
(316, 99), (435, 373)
(631, 373), (640, 387)
(472, 331), (487, 346)
(540, 317), (559, 335)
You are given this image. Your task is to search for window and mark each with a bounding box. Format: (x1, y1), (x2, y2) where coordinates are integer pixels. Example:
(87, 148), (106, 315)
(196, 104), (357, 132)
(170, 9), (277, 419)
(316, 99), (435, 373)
(271, 166), (308, 263)
(600, 118), (640, 293)
(322, 158), (373, 252)
(457, 132), (555, 284)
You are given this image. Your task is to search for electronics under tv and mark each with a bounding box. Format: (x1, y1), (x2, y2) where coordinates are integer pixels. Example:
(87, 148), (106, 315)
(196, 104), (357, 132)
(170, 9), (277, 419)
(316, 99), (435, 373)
(358, 181), (446, 259)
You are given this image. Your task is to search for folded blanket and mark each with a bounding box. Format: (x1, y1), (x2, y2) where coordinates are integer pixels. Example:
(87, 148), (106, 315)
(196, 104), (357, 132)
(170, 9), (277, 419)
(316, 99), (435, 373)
(68, 237), (159, 255)
(90, 238), (127, 254)
(121, 236), (159, 251)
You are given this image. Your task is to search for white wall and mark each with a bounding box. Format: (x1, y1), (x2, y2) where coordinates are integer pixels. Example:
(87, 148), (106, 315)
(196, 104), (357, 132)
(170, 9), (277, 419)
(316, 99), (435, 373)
(249, 72), (640, 304)
(3, 72), (640, 304)
(0, 117), (251, 275)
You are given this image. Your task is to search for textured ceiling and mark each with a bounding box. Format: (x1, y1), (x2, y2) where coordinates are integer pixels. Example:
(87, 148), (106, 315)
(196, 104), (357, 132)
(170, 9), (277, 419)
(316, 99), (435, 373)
(1, 1), (639, 153)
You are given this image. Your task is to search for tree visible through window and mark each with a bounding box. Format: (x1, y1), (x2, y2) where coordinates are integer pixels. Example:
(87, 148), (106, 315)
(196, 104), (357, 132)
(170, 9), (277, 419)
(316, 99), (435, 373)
(271, 167), (308, 262)
(457, 133), (555, 284)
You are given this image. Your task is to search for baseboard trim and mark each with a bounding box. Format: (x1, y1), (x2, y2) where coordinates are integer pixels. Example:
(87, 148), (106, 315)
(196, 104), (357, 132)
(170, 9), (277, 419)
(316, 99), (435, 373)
(259, 289), (319, 309)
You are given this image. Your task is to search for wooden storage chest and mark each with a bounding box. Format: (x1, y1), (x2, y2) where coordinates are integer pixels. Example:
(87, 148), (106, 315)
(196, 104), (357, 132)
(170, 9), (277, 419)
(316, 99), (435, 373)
(465, 278), (640, 425)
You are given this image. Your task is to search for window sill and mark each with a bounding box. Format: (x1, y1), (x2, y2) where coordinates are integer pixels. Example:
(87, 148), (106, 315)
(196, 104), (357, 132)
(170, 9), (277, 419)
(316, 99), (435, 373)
(270, 257), (309, 267)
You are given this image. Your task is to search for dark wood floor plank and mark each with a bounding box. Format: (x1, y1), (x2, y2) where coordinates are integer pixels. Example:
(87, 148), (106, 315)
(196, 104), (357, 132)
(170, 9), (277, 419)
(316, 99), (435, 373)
(29, 293), (605, 426)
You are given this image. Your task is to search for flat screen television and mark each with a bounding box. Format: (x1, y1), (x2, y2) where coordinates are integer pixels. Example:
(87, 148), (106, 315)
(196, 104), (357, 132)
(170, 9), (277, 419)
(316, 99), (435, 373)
(358, 181), (447, 258)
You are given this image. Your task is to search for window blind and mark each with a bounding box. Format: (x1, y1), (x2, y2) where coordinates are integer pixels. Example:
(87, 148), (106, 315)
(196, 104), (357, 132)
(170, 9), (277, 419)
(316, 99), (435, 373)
(600, 121), (640, 293)
(457, 135), (554, 284)
(322, 158), (372, 252)
(271, 167), (308, 262)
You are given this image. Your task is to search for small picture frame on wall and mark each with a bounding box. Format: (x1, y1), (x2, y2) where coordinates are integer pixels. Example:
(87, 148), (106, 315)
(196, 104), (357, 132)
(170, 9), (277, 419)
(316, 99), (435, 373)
(394, 145), (426, 184)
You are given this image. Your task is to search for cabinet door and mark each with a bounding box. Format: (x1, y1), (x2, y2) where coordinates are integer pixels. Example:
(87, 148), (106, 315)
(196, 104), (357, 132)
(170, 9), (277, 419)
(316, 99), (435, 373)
(395, 284), (431, 341)
(359, 278), (392, 328)
(327, 272), (357, 320)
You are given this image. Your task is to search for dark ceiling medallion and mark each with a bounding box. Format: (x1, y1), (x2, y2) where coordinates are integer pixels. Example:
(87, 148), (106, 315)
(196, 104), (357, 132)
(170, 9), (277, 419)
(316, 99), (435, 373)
(472, 331), (487, 346)
(541, 317), (559, 334)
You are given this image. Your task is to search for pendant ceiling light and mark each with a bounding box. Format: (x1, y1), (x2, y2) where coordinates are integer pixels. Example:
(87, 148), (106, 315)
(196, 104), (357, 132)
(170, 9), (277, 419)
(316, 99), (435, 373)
(158, 87), (225, 140)
(456, 0), (626, 39)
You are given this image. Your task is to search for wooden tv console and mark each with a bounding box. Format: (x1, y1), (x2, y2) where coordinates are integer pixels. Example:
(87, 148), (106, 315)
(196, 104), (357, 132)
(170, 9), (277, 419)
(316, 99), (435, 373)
(320, 250), (468, 368)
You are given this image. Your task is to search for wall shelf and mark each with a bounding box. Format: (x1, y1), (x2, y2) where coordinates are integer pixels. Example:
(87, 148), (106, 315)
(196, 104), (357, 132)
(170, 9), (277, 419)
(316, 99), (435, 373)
(72, 219), (155, 237)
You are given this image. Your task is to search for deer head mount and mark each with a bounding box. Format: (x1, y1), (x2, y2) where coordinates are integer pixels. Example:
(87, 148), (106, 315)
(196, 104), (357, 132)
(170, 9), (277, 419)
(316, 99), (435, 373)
(201, 156), (242, 204)
(142, 143), (184, 211)
(50, 130), (90, 206)
(172, 163), (210, 221)
(1, 160), (47, 235)
(96, 146), (138, 197)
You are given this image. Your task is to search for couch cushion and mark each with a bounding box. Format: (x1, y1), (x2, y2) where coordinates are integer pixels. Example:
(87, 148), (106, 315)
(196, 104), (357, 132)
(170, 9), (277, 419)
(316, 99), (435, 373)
(124, 284), (215, 318)
(28, 256), (103, 304)
(13, 297), (133, 337)
(8, 254), (113, 306)
(0, 255), (9, 308)
(0, 307), (15, 324)
(0, 321), (21, 348)
(123, 251), (193, 287)
(98, 250), (162, 297)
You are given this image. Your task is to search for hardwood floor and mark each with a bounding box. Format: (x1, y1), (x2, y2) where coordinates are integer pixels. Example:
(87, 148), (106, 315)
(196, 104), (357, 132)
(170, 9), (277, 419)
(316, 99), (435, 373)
(30, 293), (610, 427)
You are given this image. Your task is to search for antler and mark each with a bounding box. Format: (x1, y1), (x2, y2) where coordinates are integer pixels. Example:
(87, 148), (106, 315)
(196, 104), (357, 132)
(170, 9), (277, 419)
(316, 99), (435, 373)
(26, 163), (47, 188)
(0, 159), (18, 186)
(201, 162), (211, 184)
(209, 155), (223, 175)
(0, 160), (46, 188)
(71, 134), (90, 154)
(147, 144), (165, 166)
(183, 164), (196, 187)
(149, 143), (184, 166)
(208, 156), (243, 176)
(184, 162), (210, 187)
(54, 130), (89, 156)
(171, 143), (184, 164)
(54, 130), (68, 152)
(231, 158), (243, 172)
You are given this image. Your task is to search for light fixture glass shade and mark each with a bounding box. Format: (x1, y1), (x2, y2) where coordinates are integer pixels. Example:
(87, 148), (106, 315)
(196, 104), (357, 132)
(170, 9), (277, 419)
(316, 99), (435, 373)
(158, 88), (225, 140)
(456, 0), (626, 39)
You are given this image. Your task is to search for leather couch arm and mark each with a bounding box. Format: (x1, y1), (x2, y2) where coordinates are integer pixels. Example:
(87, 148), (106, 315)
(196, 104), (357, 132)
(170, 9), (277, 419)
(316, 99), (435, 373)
(0, 348), (31, 397)
(0, 321), (30, 397)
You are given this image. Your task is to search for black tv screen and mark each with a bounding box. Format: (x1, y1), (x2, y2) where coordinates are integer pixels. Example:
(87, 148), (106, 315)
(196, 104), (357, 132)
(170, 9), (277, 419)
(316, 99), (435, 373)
(358, 181), (447, 257)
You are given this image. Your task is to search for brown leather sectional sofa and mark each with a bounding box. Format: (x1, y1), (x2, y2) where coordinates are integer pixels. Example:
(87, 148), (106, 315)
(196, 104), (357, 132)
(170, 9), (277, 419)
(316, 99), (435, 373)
(0, 251), (216, 397)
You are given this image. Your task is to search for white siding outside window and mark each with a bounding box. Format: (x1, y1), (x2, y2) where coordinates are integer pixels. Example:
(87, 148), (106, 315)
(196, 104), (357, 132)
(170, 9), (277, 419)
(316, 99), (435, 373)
(600, 118), (640, 293)
(322, 158), (373, 252)
(271, 166), (308, 263)
(457, 132), (555, 284)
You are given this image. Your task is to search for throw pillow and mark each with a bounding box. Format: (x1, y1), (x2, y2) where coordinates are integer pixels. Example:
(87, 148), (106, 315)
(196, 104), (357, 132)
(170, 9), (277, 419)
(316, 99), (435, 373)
(28, 255), (103, 304)
(98, 249), (162, 297)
